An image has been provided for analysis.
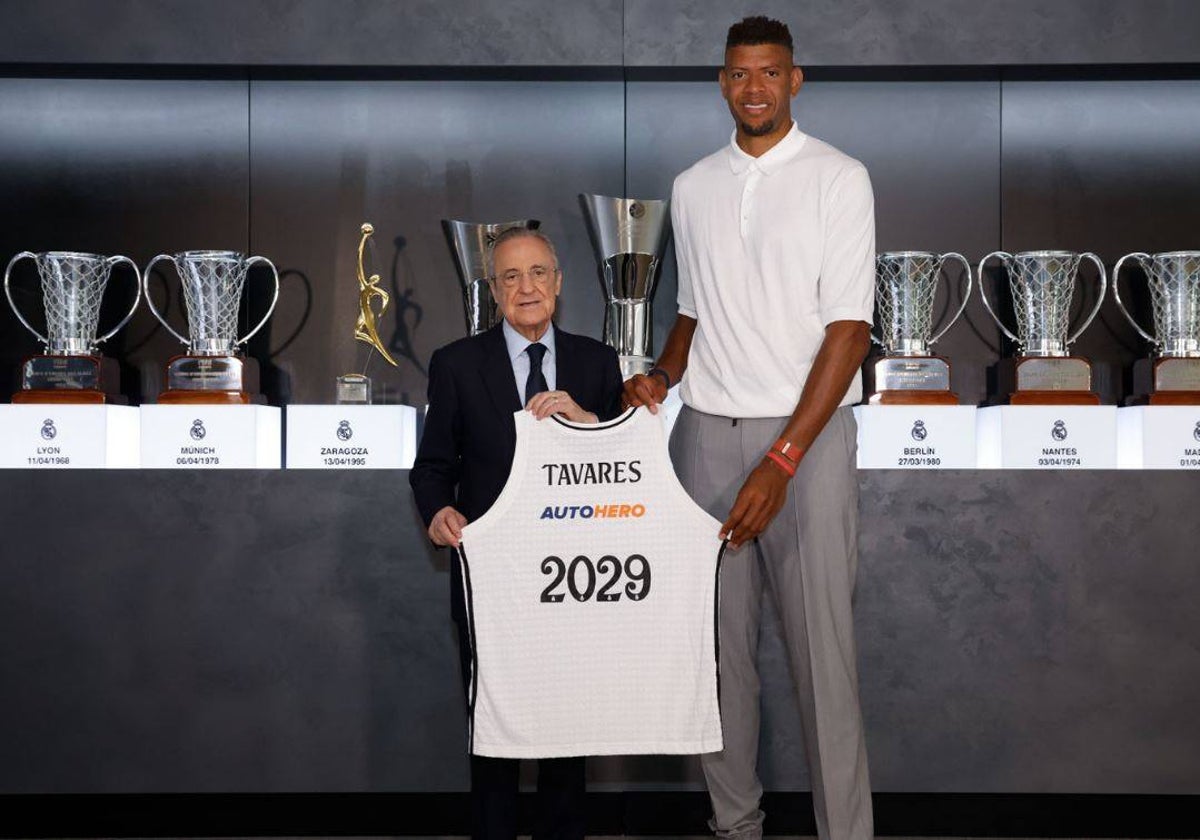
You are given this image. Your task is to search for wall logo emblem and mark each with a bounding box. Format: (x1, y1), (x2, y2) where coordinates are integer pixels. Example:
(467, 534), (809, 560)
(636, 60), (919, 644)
(629, 202), (645, 220)
(40, 419), (57, 440)
(337, 420), (353, 441)
(910, 419), (927, 441)
(190, 419), (207, 441)
(1051, 419), (1068, 442)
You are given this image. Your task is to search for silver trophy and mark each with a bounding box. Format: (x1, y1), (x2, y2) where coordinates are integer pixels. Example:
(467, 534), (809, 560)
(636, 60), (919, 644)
(442, 218), (540, 336)
(4, 251), (141, 400)
(978, 250), (1107, 398)
(1113, 250), (1200, 398)
(580, 194), (670, 377)
(142, 250), (280, 401)
(871, 251), (972, 399)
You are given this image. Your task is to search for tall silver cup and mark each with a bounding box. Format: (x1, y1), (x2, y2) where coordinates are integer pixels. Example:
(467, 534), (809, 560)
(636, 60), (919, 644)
(143, 250), (280, 356)
(978, 250), (1106, 397)
(442, 218), (540, 336)
(5, 251), (141, 356)
(580, 194), (669, 377)
(1113, 250), (1200, 397)
(871, 251), (972, 395)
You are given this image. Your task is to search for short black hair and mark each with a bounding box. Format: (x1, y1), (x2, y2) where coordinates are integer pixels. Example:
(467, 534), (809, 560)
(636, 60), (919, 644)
(725, 15), (793, 54)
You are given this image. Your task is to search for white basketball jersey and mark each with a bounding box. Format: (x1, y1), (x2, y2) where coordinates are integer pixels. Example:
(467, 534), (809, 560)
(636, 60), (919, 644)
(458, 407), (724, 759)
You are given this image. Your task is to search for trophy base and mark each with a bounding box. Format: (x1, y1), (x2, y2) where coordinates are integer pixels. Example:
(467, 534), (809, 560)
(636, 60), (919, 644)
(12, 388), (109, 405)
(157, 355), (261, 405)
(995, 356), (1098, 404)
(13, 354), (126, 404)
(869, 390), (960, 406)
(1009, 390), (1101, 406)
(336, 374), (372, 405)
(1128, 357), (1200, 405)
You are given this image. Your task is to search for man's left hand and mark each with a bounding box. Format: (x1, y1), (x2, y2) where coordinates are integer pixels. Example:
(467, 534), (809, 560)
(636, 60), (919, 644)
(721, 460), (791, 549)
(526, 390), (597, 424)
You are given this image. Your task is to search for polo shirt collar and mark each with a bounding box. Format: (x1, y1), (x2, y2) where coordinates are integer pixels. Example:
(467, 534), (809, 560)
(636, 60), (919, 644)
(728, 121), (806, 176)
(502, 318), (556, 364)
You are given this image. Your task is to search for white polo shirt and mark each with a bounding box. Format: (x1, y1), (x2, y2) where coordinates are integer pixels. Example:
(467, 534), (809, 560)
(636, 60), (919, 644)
(672, 122), (876, 418)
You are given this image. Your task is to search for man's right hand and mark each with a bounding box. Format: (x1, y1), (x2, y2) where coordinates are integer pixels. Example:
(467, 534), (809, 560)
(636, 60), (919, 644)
(429, 505), (468, 548)
(622, 373), (668, 414)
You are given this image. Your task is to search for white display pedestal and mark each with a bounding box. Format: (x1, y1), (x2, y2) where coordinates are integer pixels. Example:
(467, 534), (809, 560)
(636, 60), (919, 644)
(140, 405), (281, 469)
(977, 405), (1117, 469)
(0, 404), (139, 469)
(854, 405), (977, 469)
(1117, 405), (1200, 469)
(285, 405), (417, 469)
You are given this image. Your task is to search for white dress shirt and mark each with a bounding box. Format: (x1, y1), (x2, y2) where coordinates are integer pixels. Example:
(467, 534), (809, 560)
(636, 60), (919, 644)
(671, 122), (876, 418)
(502, 319), (557, 402)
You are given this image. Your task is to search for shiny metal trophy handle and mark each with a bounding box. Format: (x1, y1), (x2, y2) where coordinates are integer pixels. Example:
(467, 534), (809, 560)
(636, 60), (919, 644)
(142, 254), (191, 346)
(1066, 251), (1107, 346)
(3, 251), (48, 346)
(95, 254), (143, 346)
(977, 251), (1021, 343)
(1111, 251), (1157, 345)
(928, 251), (974, 347)
(236, 256), (281, 346)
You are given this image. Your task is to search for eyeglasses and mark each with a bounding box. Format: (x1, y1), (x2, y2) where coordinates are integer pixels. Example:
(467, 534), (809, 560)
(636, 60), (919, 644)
(494, 264), (559, 287)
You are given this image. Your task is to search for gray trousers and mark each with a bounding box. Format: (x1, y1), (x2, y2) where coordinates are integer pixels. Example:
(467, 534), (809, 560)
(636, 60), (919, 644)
(669, 405), (873, 840)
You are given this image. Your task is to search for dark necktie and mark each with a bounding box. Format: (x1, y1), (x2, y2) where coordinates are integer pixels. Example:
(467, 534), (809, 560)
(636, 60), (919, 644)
(524, 342), (548, 404)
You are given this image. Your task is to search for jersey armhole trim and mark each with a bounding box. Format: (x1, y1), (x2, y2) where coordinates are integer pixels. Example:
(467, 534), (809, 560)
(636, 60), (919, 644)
(457, 544), (480, 755)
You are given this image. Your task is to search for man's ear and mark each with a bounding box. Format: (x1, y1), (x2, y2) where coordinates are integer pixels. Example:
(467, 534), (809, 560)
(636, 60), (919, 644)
(718, 68), (728, 98)
(791, 66), (803, 96)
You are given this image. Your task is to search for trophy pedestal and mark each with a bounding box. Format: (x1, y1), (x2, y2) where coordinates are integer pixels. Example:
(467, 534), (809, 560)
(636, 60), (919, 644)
(335, 374), (372, 405)
(977, 405), (1117, 469)
(285, 404), (418, 469)
(1117, 406), (1200, 469)
(140, 404), (281, 469)
(996, 356), (1100, 405)
(156, 355), (261, 405)
(0, 404), (140, 468)
(868, 356), (960, 406)
(855, 404), (978, 469)
(1130, 357), (1200, 405)
(12, 355), (125, 405)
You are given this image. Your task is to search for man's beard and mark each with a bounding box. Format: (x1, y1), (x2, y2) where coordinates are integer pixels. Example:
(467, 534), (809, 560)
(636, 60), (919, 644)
(739, 117), (777, 137)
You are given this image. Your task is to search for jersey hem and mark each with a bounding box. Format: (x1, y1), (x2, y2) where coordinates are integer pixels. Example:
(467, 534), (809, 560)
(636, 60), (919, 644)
(471, 735), (724, 759)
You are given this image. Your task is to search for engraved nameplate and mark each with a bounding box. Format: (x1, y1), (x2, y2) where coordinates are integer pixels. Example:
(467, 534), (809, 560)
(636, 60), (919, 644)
(167, 356), (245, 391)
(1015, 357), (1092, 392)
(22, 356), (101, 391)
(1155, 358), (1200, 392)
(875, 357), (950, 391)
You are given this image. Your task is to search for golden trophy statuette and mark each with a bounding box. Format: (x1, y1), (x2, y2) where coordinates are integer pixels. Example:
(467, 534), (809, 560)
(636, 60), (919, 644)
(337, 223), (399, 404)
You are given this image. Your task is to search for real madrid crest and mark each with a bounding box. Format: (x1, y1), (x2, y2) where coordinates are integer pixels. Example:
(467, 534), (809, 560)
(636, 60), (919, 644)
(337, 420), (354, 441)
(1051, 419), (1068, 442)
(40, 418), (57, 440)
(910, 419), (928, 441)
(190, 418), (207, 441)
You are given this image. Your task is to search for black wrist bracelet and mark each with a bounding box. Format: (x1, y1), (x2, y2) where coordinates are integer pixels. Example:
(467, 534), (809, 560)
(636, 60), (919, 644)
(647, 366), (672, 389)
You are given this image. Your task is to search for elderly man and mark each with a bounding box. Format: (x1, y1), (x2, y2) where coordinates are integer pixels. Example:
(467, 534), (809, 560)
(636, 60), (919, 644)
(624, 15), (876, 840)
(410, 226), (622, 840)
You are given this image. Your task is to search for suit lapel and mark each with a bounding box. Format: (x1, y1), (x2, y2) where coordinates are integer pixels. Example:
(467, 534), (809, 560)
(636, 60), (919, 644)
(479, 325), (522, 416)
(554, 327), (580, 399)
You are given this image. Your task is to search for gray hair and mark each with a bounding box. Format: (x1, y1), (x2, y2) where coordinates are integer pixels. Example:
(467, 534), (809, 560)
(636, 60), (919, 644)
(487, 227), (560, 278)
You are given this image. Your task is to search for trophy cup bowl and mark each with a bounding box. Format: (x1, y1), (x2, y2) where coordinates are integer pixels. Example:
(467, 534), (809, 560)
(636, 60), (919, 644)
(978, 250), (1107, 404)
(870, 251), (972, 404)
(442, 218), (540, 337)
(579, 194), (670, 378)
(143, 250), (280, 404)
(1113, 250), (1200, 403)
(4, 250), (141, 403)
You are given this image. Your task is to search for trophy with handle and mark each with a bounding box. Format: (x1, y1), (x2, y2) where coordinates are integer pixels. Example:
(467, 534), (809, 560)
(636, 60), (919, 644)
(978, 250), (1107, 405)
(1113, 250), (1200, 404)
(4, 250), (141, 404)
(580, 194), (670, 377)
(336, 223), (399, 405)
(442, 218), (540, 336)
(870, 251), (972, 405)
(142, 250), (280, 404)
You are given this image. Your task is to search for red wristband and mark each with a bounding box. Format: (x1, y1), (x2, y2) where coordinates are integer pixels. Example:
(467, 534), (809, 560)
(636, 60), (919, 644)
(771, 438), (802, 465)
(765, 450), (797, 478)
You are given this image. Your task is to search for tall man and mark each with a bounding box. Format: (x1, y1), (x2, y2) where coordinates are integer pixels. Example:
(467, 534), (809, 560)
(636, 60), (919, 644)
(411, 227), (623, 840)
(624, 16), (876, 840)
